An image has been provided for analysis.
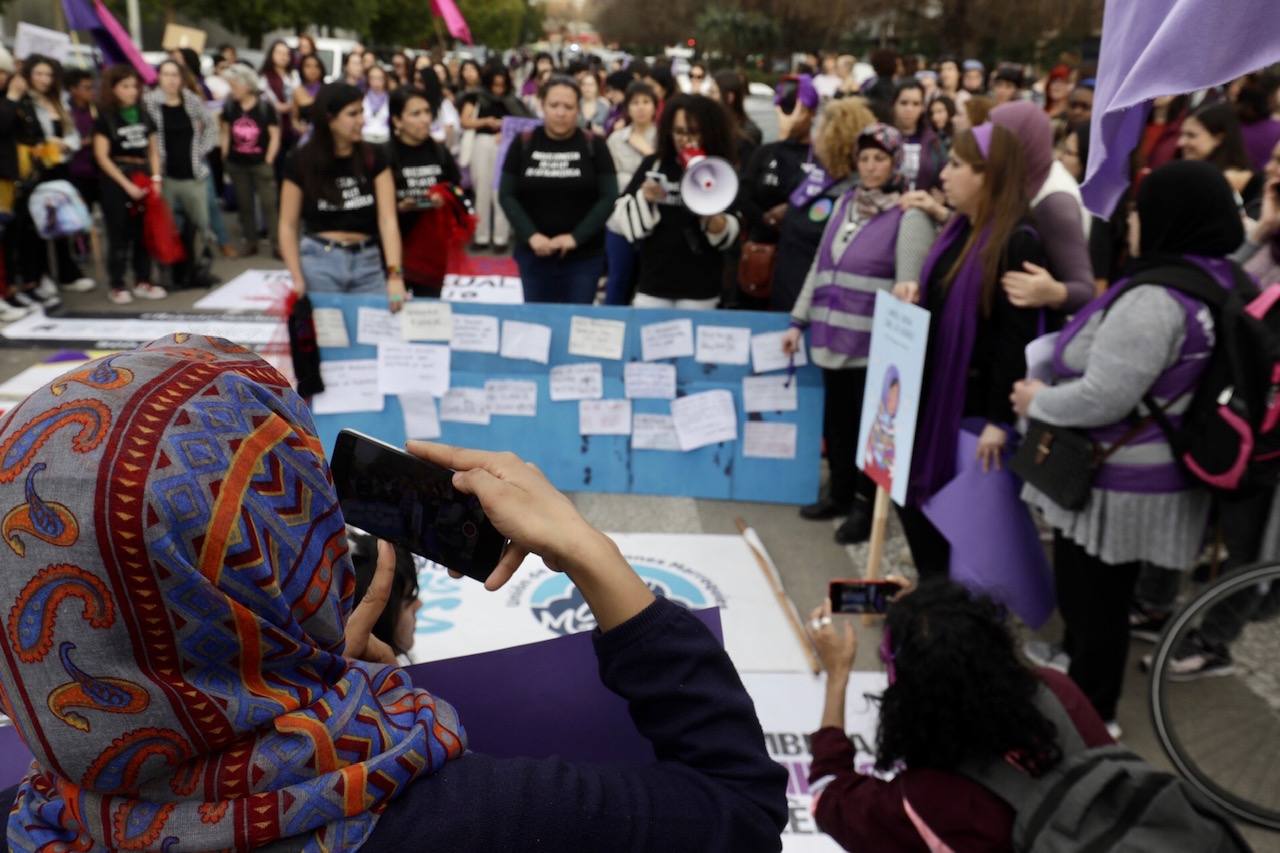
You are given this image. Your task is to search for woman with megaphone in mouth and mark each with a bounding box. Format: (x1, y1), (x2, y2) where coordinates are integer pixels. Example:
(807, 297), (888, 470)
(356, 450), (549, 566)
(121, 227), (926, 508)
(610, 93), (742, 309)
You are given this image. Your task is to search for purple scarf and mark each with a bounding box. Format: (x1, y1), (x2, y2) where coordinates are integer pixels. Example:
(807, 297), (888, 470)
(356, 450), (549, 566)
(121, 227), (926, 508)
(908, 215), (990, 504)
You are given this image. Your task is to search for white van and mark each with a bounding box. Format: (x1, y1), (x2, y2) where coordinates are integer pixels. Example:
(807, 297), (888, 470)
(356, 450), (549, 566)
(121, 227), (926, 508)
(286, 36), (359, 83)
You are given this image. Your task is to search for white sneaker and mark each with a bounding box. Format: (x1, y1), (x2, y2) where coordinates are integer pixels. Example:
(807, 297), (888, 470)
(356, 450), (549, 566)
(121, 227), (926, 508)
(0, 302), (28, 322)
(1105, 720), (1123, 741)
(131, 283), (167, 301)
(107, 288), (134, 305)
(62, 277), (96, 293)
(11, 291), (38, 308)
(34, 276), (59, 299)
(1024, 639), (1071, 674)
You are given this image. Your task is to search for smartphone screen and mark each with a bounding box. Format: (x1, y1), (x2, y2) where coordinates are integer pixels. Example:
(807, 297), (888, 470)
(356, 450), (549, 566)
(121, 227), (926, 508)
(330, 430), (507, 583)
(828, 579), (898, 614)
(775, 80), (799, 115)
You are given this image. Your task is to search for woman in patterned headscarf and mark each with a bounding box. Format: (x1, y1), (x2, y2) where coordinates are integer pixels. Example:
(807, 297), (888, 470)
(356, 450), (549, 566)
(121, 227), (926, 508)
(782, 123), (936, 545)
(0, 335), (786, 851)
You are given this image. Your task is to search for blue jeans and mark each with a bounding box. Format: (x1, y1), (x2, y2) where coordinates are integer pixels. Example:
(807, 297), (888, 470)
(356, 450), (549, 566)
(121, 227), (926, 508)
(603, 230), (638, 305)
(300, 236), (386, 294)
(206, 173), (230, 247)
(514, 245), (605, 304)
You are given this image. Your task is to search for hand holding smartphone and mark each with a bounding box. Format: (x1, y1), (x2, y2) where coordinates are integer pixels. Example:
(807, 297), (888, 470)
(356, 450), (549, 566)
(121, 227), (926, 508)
(828, 579), (903, 614)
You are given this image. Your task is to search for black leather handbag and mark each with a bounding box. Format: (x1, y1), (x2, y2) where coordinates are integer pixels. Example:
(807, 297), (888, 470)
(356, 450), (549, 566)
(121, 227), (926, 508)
(1011, 417), (1153, 511)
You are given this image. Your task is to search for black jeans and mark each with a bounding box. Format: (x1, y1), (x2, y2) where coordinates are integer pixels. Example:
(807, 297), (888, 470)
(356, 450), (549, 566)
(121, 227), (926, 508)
(1054, 533), (1142, 721)
(896, 505), (950, 579)
(99, 172), (151, 290)
(1200, 487), (1279, 651)
(822, 367), (877, 507)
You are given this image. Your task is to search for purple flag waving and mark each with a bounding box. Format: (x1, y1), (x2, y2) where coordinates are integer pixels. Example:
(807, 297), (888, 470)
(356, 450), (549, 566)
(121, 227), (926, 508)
(61, 0), (158, 85)
(1081, 0), (1280, 219)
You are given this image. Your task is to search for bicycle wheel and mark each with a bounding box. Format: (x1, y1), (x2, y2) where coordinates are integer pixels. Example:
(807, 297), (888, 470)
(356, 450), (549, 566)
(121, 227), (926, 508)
(1148, 561), (1280, 829)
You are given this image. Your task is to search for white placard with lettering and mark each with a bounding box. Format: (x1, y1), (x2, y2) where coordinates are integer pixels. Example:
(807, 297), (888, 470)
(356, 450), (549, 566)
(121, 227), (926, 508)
(311, 360), (383, 415)
(631, 413), (682, 451)
(695, 325), (752, 365)
(312, 307), (350, 348)
(549, 363), (604, 401)
(484, 380), (538, 417)
(500, 320), (552, 364)
(376, 342), (451, 397)
(14, 23), (71, 61)
(640, 319), (695, 362)
(671, 389), (738, 451)
(751, 330), (809, 374)
(357, 307), (402, 347)
(451, 314), (500, 353)
(440, 388), (491, 425)
(743, 422), (798, 460)
(401, 394), (442, 440)
(400, 301), (453, 342)
(579, 400), (632, 435)
(624, 362), (677, 400)
(742, 375), (798, 413)
(568, 316), (626, 360)
(441, 274), (525, 304)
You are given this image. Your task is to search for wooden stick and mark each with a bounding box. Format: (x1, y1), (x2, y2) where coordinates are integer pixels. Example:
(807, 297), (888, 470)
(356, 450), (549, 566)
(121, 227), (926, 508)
(863, 486), (893, 582)
(736, 517), (822, 675)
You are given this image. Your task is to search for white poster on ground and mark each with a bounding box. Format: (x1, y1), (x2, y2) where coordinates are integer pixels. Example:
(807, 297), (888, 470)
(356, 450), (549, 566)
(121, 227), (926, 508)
(193, 269), (294, 313)
(0, 313), (285, 347)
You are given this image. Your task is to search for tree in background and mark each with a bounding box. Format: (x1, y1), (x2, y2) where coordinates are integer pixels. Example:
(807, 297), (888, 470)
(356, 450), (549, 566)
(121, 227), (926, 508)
(694, 6), (777, 66)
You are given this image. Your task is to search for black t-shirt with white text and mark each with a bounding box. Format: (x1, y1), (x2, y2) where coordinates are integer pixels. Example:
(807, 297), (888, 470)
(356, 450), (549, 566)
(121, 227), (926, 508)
(284, 145), (388, 236)
(390, 138), (461, 204)
(502, 127), (615, 257)
(222, 99), (276, 165)
(93, 109), (156, 162)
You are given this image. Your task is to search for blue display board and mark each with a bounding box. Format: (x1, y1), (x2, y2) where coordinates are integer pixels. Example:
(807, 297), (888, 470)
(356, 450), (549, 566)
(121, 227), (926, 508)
(308, 294), (822, 504)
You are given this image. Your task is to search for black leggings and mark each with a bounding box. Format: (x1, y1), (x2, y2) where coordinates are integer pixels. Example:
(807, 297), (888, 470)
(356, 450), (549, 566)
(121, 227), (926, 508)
(100, 172), (151, 290)
(822, 367), (877, 507)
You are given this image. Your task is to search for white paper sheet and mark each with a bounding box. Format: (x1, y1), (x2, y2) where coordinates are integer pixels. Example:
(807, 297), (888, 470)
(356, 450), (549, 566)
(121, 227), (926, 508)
(579, 400), (632, 435)
(1025, 332), (1060, 384)
(671, 390), (738, 450)
(450, 314), (500, 353)
(624, 362), (677, 400)
(631, 413), (682, 451)
(568, 316), (627, 360)
(441, 274), (524, 304)
(311, 360), (384, 415)
(312, 307), (350, 348)
(750, 330), (808, 374)
(549, 362), (604, 401)
(400, 301), (453, 342)
(357, 307), (402, 347)
(376, 342), (451, 397)
(640, 318), (695, 361)
(400, 394), (442, 440)
(440, 387), (491, 425)
(743, 422), (798, 459)
(500, 320), (552, 364)
(695, 325), (752, 365)
(742, 374), (798, 413)
(484, 379), (538, 417)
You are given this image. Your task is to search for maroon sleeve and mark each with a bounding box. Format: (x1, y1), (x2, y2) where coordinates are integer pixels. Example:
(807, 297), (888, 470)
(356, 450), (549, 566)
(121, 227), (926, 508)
(1037, 667), (1115, 748)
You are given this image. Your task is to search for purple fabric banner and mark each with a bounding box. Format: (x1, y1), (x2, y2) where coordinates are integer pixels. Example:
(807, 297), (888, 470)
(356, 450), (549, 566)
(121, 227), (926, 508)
(60, 0), (157, 85)
(1080, 0), (1280, 219)
(0, 608), (723, 790)
(432, 0), (474, 45)
(922, 421), (1055, 628)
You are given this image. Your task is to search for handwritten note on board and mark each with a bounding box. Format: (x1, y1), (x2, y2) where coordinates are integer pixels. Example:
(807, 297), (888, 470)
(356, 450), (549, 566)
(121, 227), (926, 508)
(376, 342), (451, 397)
(500, 320), (552, 364)
(640, 318), (695, 362)
(549, 363), (604, 401)
(451, 314), (500, 353)
(312, 308), (350, 348)
(568, 316), (626, 360)
(440, 388), (491, 425)
(632, 413), (681, 451)
(671, 390), (738, 450)
(312, 360), (383, 415)
(401, 394), (442, 440)
(750, 330), (808, 374)
(743, 422), (797, 459)
(695, 325), (751, 365)
(624, 362), (677, 400)
(484, 380), (538, 417)
(400, 301), (453, 342)
(742, 374), (798, 413)
(580, 400), (632, 435)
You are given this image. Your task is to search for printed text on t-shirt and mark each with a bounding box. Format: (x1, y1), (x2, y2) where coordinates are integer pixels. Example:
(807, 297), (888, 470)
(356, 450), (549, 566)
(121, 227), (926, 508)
(524, 149), (583, 179)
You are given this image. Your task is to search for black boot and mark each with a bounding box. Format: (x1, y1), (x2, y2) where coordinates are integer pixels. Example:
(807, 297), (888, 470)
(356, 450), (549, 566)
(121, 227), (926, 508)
(800, 495), (852, 521)
(834, 501), (873, 545)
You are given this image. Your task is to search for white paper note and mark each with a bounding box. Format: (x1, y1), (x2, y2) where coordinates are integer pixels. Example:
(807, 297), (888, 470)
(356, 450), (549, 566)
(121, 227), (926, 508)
(631, 413), (682, 451)
(1025, 332), (1060, 384)
(441, 274), (525, 304)
(484, 379), (538, 417)
(312, 308), (350, 348)
(568, 316), (626, 360)
(440, 387), (491, 425)
(742, 374), (798, 413)
(376, 342), (451, 397)
(401, 394), (442, 440)
(311, 360), (383, 415)
(357, 307), (402, 347)
(743, 421), (798, 459)
(640, 318), (695, 361)
(671, 390), (738, 450)
(451, 314), (500, 353)
(624, 362), (677, 400)
(579, 400), (632, 435)
(400, 301), (453, 342)
(500, 320), (552, 364)
(549, 362), (604, 401)
(750, 330), (808, 374)
(695, 325), (752, 365)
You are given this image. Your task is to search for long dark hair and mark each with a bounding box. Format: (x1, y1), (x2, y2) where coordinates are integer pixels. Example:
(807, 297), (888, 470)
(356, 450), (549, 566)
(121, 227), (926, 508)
(1189, 101), (1252, 172)
(876, 581), (1063, 775)
(390, 86), (432, 122)
(415, 65), (445, 115)
(892, 80), (927, 136)
(657, 93), (736, 167)
(713, 69), (749, 125)
(22, 55), (68, 125)
(260, 39), (293, 77)
(299, 54), (327, 86)
(98, 65), (141, 114)
(931, 95), (957, 138)
(295, 83), (370, 206)
(348, 532), (420, 657)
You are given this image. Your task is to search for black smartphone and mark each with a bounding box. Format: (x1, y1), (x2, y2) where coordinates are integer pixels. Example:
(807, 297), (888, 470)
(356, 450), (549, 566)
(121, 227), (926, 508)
(775, 80), (799, 115)
(330, 429), (507, 583)
(828, 579), (900, 614)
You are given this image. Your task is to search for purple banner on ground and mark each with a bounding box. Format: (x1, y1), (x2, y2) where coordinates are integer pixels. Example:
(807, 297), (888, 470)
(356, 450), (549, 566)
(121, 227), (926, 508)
(922, 421), (1055, 628)
(0, 608), (723, 790)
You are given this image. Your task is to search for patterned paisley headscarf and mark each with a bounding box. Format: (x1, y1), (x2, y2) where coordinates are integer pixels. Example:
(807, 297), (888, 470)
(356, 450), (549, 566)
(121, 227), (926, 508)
(852, 123), (906, 220)
(0, 335), (465, 852)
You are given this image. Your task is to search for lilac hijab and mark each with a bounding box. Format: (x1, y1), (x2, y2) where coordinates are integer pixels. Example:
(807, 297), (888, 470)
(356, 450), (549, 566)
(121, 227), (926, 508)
(990, 101), (1053, 196)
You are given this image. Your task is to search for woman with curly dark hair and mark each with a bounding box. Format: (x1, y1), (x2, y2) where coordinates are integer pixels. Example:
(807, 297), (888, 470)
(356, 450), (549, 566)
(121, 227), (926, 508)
(805, 580), (1112, 851)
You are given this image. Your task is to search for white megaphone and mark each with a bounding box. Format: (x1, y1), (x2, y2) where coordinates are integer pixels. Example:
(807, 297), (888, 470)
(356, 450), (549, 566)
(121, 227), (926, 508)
(679, 148), (739, 216)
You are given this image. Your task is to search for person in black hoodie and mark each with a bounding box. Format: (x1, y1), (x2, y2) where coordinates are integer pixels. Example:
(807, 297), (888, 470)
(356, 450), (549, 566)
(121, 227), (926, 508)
(611, 94), (741, 309)
(0, 48), (29, 321)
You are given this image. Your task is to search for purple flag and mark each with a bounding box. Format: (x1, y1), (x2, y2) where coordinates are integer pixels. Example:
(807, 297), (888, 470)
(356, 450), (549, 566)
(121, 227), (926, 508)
(61, 0), (157, 86)
(922, 421), (1055, 629)
(432, 0), (473, 45)
(1081, 0), (1280, 218)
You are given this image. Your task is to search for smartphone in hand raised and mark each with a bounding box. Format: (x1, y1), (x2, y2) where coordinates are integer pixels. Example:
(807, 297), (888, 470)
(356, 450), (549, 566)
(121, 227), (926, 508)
(330, 430), (508, 583)
(828, 579), (900, 615)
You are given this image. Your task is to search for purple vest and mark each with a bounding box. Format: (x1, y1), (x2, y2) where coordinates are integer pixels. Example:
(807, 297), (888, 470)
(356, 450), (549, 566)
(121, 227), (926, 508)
(1052, 256), (1233, 493)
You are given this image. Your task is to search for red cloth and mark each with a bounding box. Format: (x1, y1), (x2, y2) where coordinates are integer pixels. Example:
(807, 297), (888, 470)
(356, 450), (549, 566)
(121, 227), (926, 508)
(129, 173), (186, 265)
(403, 183), (475, 292)
(809, 668), (1112, 853)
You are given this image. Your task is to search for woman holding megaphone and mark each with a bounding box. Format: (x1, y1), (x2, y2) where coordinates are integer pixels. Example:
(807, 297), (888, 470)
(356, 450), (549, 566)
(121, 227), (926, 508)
(610, 94), (741, 309)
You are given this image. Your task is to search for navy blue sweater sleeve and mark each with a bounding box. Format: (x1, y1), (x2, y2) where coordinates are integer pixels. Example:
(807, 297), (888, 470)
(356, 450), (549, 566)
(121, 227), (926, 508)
(363, 597), (788, 852)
